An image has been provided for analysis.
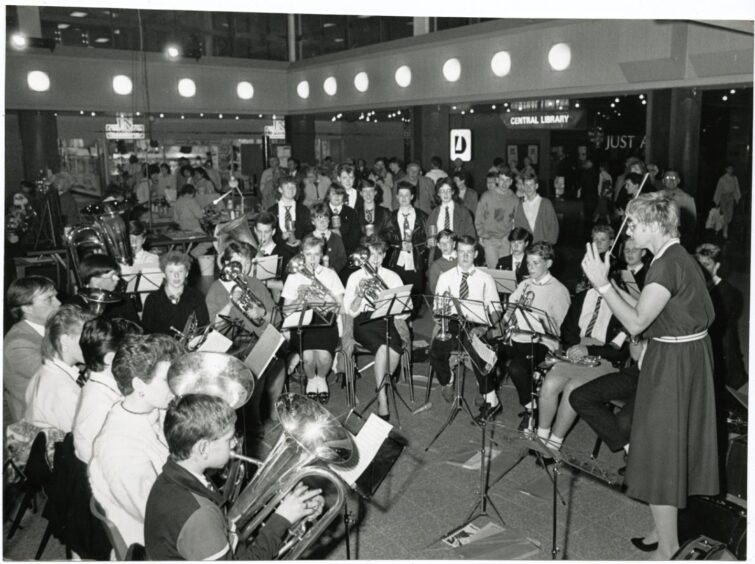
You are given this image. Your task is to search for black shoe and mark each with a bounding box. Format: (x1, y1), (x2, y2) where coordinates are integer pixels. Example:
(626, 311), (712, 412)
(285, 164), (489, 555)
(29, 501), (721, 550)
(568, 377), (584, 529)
(518, 411), (532, 432)
(630, 538), (658, 552)
(306, 392), (318, 401)
(474, 402), (501, 424)
(535, 455), (555, 468)
(318, 391), (330, 405)
(378, 413), (390, 422)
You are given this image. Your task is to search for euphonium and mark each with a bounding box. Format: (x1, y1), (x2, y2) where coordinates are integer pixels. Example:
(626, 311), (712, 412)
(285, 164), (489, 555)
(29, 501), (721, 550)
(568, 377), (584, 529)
(228, 393), (354, 560)
(167, 351), (255, 409)
(434, 290), (453, 342)
(220, 261), (267, 321)
(348, 247), (389, 308)
(286, 254), (338, 315)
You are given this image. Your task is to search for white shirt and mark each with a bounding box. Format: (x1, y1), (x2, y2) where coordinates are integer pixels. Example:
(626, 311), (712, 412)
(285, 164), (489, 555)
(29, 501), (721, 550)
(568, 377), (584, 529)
(577, 288), (614, 344)
(25, 319), (45, 337)
(522, 195), (542, 232)
(344, 266), (406, 316)
(436, 202), (455, 232)
(277, 200), (297, 233)
(345, 188), (358, 209)
(24, 358), (81, 433)
(435, 266), (502, 323)
(511, 255), (524, 274)
(89, 403), (169, 547)
(281, 266), (345, 303)
(257, 240), (276, 256)
(73, 369), (122, 463)
(396, 208), (418, 271)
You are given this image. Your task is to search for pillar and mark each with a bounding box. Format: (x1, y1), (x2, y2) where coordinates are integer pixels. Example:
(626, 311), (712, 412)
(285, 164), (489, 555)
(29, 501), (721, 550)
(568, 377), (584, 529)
(413, 105), (450, 170)
(17, 110), (60, 181)
(285, 114), (316, 166)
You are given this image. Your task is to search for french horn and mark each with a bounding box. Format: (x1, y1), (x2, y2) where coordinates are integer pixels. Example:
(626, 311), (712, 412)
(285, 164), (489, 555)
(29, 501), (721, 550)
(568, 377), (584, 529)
(228, 393), (354, 560)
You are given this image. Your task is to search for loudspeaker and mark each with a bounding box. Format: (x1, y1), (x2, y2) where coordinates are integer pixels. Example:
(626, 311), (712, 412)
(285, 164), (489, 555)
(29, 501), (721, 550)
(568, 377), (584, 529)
(678, 496), (746, 560)
(726, 434), (747, 501)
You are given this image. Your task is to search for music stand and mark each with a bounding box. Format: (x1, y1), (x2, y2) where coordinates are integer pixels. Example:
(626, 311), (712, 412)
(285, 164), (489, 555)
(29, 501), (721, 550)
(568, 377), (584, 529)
(251, 254), (281, 281)
(424, 295), (496, 451)
(354, 285), (414, 427)
(282, 301), (339, 394)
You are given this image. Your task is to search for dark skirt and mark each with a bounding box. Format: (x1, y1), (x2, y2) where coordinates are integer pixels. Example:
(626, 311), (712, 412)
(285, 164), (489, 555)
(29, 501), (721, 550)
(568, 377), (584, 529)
(290, 323), (339, 355)
(354, 312), (402, 355)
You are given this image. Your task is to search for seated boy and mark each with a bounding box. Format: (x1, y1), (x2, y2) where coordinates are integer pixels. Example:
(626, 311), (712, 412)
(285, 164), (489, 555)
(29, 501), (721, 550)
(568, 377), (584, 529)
(145, 394), (323, 560)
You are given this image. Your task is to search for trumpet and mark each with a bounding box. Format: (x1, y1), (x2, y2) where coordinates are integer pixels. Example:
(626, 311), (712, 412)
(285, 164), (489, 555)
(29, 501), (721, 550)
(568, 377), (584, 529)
(434, 290), (454, 342)
(348, 247), (389, 308)
(286, 254), (339, 315)
(220, 261), (267, 323)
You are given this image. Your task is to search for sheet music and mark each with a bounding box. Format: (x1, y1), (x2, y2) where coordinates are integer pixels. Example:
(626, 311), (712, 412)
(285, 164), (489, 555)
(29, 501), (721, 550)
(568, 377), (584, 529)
(370, 285), (413, 319)
(244, 325), (285, 379)
(138, 269), (164, 292)
(330, 414), (391, 487)
(252, 255), (280, 281)
(480, 268), (518, 294)
(194, 330), (233, 353)
(514, 309), (546, 335)
(470, 334), (497, 369)
(282, 309), (314, 329)
(456, 299), (490, 325)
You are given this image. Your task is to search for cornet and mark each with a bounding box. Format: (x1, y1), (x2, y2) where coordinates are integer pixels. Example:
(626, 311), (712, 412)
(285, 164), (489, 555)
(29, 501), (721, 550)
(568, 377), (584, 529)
(286, 254), (339, 316)
(348, 247), (389, 308)
(220, 261), (267, 322)
(434, 290), (454, 342)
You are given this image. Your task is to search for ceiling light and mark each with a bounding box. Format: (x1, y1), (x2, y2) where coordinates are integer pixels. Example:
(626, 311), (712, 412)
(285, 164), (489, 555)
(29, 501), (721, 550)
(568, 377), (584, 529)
(491, 105), (496, 110)
(575, 102), (580, 108)
(614, 97), (620, 103)
(70, 11), (87, 17)
(469, 108), (474, 114)
(91, 112), (96, 116)
(461, 110), (466, 115)
(548, 43), (571, 71)
(136, 111), (141, 116)
(452, 106), (457, 110)
(722, 95), (728, 101)
(490, 51), (512, 77)
(181, 115), (185, 119)
(334, 38), (344, 43)
(395, 65), (412, 88)
(442, 58), (461, 82)
(235, 116), (239, 120)
(354, 72), (369, 92)
(177, 78), (196, 97)
(219, 113), (223, 119)
(80, 110), (85, 115)
(236, 81), (254, 100)
(323, 76), (337, 96)
(323, 22), (336, 28)
(159, 113), (164, 118)
(95, 37), (109, 43)
(641, 100), (647, 105)
(10, 33), (28, 49)
(165, 45), (180, 60)
(112, 74), (133, 95)
(297, 80), (310, 100)
(258, 114), (263, 118)
(639, 94), (644, 99)
(730, 89), (736, 94)
(57, 23), (70, 29)
(27, 70), (50, 92)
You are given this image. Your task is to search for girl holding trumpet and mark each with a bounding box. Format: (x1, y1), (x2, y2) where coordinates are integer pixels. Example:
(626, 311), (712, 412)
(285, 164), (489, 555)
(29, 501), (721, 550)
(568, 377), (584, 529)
(281, 234), (345, 404)
(344, 235), (409, 421)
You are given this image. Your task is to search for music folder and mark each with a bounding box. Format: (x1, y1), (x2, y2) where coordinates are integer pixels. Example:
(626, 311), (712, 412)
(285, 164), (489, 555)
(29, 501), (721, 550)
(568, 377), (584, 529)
(480, 268), (518, 294)
(243, 325), (285, 380)
(252, 254), (281, 281)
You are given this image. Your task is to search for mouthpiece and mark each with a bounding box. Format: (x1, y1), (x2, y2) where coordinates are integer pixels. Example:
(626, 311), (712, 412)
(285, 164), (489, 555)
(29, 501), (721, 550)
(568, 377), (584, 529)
(230, 451), (264, 466)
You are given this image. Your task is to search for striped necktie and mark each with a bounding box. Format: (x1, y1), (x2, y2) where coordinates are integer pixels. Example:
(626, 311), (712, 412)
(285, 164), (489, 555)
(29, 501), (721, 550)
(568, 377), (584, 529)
(460, 272), (470, 300)
(444, 206), (451, 230)
(284, 206), (293, 231)
(585, 295), (603, 338)
(403, 213), (410, 234)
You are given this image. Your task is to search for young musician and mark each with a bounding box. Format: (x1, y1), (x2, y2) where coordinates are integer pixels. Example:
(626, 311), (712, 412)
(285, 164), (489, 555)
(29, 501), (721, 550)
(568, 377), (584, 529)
(427, 229), (457, 294)
(310, 202), (347, 275)
(252, 211), (292, 296)
(144, 394), (324, 560)
(355, 178), (391, 238)
(281, 235), (345, 404)
(426, 177), (475, 263)
(269, 175), (312, 253)
(69, 254), (141, 325)
(430, 236), (503, 422)
(344, 235), (409, 420)
(386, 181), (429, 316)
(336, 162), (363, 210)
(501, 242), (570, 429)
(326, 183), (360, 255)
(495, 227), (533, 285)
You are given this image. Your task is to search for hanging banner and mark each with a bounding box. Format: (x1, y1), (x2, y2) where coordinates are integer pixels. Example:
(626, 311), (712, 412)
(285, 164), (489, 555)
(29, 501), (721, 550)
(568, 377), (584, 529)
(501, 110), (586, 130)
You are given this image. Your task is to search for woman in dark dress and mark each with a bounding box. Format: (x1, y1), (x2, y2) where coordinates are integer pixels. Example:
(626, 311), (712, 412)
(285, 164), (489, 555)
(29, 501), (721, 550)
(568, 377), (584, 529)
(581, 192), (718, 559)
(141, 251), (209, 336)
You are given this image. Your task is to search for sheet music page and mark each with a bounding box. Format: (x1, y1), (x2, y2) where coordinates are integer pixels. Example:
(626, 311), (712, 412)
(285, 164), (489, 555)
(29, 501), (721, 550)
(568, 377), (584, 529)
(330, 414), (391, 487)
(253, 255), (279, 281)
(471, 334), (497, 369)
(282, 309), (314, 329)
(371, 285), (413, 319)
(195, 330), (233, 353)
(244, 325), (285, 379)
(514, 308), (546, 335)
(480, 268), (517, 294)
(460, 300), (489, 325)
(138, 269), (165, 292)
(122, 273), (139, 293)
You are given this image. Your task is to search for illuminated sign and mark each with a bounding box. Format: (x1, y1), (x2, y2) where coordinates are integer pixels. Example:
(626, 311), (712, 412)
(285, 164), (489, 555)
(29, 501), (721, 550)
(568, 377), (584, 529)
(450, 129), (472, 161)
(264, 119), (286, 140)
(105, 116), (145, 139)
(502, 109), (586, 130)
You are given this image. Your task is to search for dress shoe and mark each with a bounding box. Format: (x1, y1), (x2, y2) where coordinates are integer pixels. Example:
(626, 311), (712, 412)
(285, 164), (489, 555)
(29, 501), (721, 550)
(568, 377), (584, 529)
(473, 402), (501, 424)
(440, 385), (454, 404)
(317, 391), (330, 405)
(518, 411), (533, 432)
(377, 413), (391, 422)
(630, 538), (658, 552)
(306, 392), (319, 402)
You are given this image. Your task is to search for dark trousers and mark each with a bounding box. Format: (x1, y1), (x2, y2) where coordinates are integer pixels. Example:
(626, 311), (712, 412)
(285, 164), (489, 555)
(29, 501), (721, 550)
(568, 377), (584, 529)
(501, 341), (550, 407)
(429, 322), (496, 394)
(568, 364), (639, 452)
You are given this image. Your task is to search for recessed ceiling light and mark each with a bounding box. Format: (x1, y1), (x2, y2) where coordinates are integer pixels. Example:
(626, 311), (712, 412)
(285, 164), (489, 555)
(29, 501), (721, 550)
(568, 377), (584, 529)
(334, 38), (344, 43)
(323, 22), (336, 28)
(730, 89), (736, 94)
(57, 23), (70, 30)
(10, 33), (28, 49)
(70, 11), (88, 17)
(95, 37), (109, 43)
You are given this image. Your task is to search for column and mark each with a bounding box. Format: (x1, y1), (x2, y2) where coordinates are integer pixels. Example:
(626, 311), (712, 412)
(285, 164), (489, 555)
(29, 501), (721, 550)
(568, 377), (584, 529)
(413, 105), (450, 170)
(286, 114), (316, 166)
(17, 110), (60, 181)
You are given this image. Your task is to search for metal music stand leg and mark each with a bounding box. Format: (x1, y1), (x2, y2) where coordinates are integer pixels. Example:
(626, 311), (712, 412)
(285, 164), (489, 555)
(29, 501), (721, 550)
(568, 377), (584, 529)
(425, 353), (478, 452)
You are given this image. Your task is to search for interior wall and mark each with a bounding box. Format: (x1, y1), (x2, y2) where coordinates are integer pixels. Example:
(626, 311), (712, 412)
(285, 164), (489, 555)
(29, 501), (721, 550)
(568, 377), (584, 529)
(314, 120), (404, 165)
(5, 113), (24, 201)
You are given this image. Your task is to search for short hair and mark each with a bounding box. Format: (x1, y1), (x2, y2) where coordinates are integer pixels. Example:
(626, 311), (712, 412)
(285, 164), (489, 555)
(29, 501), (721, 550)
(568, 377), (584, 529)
(435, 176), (458, 195)
(451, 170), (468, 184)
(112, 334), (185, 396)
(80, 254), (119, 286)
(364, 234), (388, 253)
(159, 163), (170, 173)
(327, 183), (346, 199)
(222, 240), (254, 265)
(8, 276), (56, 321)
(395, 180), (416, 200)
(437, 229), (456, 243)
(485, 171), (499, 180)
(41, 304), (94, 361)
(160, 250), (192, 273)
(336, 163), (355, 178)
(277, 175), (299, 190)
(164, 394), (237, 461)
(695, 243), (722, 262)
(521, 173), (539, 185)
(508, 227), (533, 245)
(310, 202), (331, 218)
(625, 172), (644, 186)
(179, 165), (194, 177)
(301, 233), (324, 252)
(147, 164), (160, 177)
(456, 235), (478, 248)
(406, 161), (421, 172)
(388, 157), (404, 169)
(179, 184), (195, 197)
(129, 219), (148, 237)
(591, 224), (616, 240)
(81, 317), (143, 372)
(253, 211), (277, 229)
(526, 241), (555, 262)
(430, 156), (443, 169)
(626, 192), (680, 237)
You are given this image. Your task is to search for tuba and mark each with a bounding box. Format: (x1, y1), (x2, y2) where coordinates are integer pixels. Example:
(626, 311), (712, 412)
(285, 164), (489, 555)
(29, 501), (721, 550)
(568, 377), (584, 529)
(348, 247), (389, 308)
(214, 214), (257, 257)
(228, 393), (354, 560)
(167, 351), (255, 409)
(67, 200), (133, 288)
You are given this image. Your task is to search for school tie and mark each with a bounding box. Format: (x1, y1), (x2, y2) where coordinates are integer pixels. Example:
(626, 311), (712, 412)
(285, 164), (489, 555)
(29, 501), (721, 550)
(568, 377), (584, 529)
(76, 367), (88, 388)
(284, 206), (293, 230)
(460, 272), (470, 300)
(585, 295), (603, 338)
(444, 206), (451, 230)
(366, 208), (374, 223)
(403, 213), (410, 235)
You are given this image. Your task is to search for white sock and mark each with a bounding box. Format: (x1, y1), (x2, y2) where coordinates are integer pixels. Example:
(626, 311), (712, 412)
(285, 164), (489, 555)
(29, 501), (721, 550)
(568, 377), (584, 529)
(624, 444), (630, 454)
(548, 435), (564, 451)
(306, 378), (317, 393)
(317, 375), (329, 393)
(537, 427), (551, 441)
(523, 401), (533, 411)
(485, 391), (499, 406)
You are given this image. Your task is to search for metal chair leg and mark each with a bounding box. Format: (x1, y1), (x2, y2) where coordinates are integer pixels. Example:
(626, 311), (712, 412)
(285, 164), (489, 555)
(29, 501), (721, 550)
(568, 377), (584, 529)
(424, 366), (435, 404)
